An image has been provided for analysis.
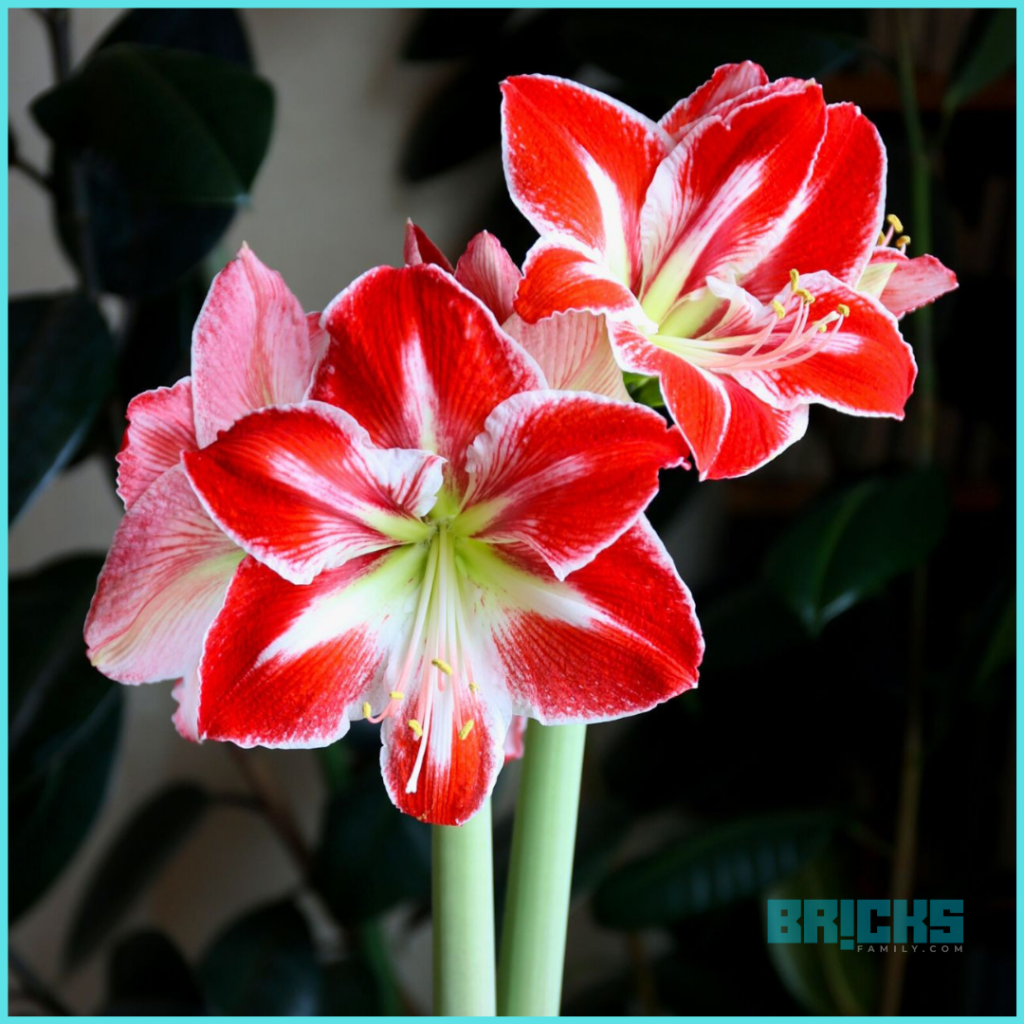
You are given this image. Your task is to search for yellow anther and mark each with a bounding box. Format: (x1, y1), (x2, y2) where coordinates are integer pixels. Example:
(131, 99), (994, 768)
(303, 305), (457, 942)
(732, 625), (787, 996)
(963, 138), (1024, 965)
(362, 702), (372, 719)
(468, 682), (480, 692)
(431, 658), (453, 676)
(895, 235), (911, 249)
(886, 213), (904, 233)
(796, 287), (815, 305)
(408, 719), (423, 738)
(389, 691), (404, 701)
(837, 303), (850, 317)
(877, 231), (887, 246)
(789, 268), (800, 290)
(818, 322), (829, 332)
(459, 720), (475, 741)
(771, 299), (786, 319)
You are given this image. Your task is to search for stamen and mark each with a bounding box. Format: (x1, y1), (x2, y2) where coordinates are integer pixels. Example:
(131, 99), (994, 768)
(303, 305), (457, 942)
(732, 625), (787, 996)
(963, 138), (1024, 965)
(408, 718), (423, 738)
(362, 702), (372, 720)
(771, 299), (786, 319)
(818, 322), (828, 332)
(896, 235), (910, 250)
(877, 231), (887, 246)
(468, 682), (480, 692)
(886, 213), (904, 233)
(431, 657), (453, 676)
(837, 303), (850, 317)
(789, 268), (800, 290)
(459, 720), (475, 741)
(389, 691), (405, 701)
(795, 287), (815, 305)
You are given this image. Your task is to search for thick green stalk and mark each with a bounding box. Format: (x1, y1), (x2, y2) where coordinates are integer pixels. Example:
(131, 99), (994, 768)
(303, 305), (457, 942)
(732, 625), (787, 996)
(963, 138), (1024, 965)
(498, 721), (586, 1016)
(433, 800), (496, 1016)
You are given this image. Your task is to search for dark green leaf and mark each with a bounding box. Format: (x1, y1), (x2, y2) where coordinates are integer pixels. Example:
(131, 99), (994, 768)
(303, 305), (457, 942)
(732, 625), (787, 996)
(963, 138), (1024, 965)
(565, 10), (867, 94)
(9, 293), (115, 522)
(763, 470), (948, 635)
(94, 9), (253, 66)
(200, 899), (320, 1015)
(593, 812), (839, 929)
(33, 44), (273, 204)
(319, 959), (384, 1016)
(98, 930), (205, 1015)
(976, 596), (1015, 684)
(10, 556), (122, 922)
(65, 784), (210, 967)
(623, 372), (665, 409)
(313, 774), (431, 925)
(51, 151), (234, 298)
(944, 9), (1016, 116)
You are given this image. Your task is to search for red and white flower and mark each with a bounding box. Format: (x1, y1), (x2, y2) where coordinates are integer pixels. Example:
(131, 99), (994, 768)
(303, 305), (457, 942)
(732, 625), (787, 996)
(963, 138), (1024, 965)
(182, 264), (702, 824)
(501, 64), (957, 479)
(84, 245), (327, 737)
(405, 220), (629, 401)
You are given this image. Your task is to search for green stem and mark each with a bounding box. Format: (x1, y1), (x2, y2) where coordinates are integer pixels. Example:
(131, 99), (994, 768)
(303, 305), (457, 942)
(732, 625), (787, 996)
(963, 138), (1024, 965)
(433, 799), (496, 1016)
(498, 721), (586, 1016)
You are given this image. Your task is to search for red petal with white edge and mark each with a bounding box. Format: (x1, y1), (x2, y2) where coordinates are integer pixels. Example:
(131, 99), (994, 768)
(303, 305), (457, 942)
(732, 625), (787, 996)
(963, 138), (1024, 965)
(403, 220), (454, 272)
(741, 103), (886, 301)
(454, 231), (521, 324)
(314, 264), (543, 491)
(116, 377), (197, 510)
(85, 465), (242, 684)
(639, 82), (825, 311)
(864, 248), (958, 319)
(501, 75), (670, 287)
(641, 344), (809, 480)
(381, 681), (505, 826)
(197, 545), (425, 747)
(659, 61), (769, 139)
(462, 390), (689, 579)
(192, 245), (322, 447)
(184, 402), (444, 585)
(734, 272), (917, 418)
(505, 310), (629, 400)
(515, 241), (645, 326)
(467, 517), (701, 723)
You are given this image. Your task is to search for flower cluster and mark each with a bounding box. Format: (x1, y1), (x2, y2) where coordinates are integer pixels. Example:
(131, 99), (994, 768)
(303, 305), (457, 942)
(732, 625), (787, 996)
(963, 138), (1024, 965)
(85, 63), (955, 825)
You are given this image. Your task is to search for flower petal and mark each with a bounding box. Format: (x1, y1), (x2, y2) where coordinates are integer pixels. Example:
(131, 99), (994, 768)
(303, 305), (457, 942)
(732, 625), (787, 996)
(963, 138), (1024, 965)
(861, 248), (959, 319)
(503, 715), (527, 762)
(454, 231), (522, 324)
(638, 81), (825, 319)
(504, 310), (629, 399)
(741, 102), (886, 301)
(85, 465), (242, 684)
(314, 264), (544, 490)
(733, 272), (917, 418)
(403, 220), (454, 272)
(116, 377), (198, 510)
(197, 546), (425, 747)
(184, 402), (444, 585)
(515, 240), (645, 325)
(462, 390), (689, 578)
(501, 74), (670, 286)
(381, 680), (506, 826)
(463, 517), (701, 723)
(659, 61), (769, 139)
(192, 245), (325, 447)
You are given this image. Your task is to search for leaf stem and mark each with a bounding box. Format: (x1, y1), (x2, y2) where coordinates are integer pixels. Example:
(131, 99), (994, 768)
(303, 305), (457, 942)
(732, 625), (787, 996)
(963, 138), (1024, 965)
(497, 721), (586, 1016)
(433, 799), (497, 1015)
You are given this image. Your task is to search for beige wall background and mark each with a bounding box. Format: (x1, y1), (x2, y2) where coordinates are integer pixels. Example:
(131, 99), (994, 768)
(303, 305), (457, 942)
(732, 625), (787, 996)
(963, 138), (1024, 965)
(8, 8), (516, 1010)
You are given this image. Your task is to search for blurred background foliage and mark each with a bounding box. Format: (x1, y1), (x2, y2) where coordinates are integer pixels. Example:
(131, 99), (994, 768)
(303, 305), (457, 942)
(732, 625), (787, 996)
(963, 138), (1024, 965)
(8, 7), (1015, 1017)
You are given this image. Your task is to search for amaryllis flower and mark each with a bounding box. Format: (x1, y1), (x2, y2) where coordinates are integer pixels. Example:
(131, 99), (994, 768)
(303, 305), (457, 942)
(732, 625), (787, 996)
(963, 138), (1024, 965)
(501, 64), (957, 479)
(182, 264), (702, 825)
(405, 220), (628, 400)
(84, 246), (326, 737)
